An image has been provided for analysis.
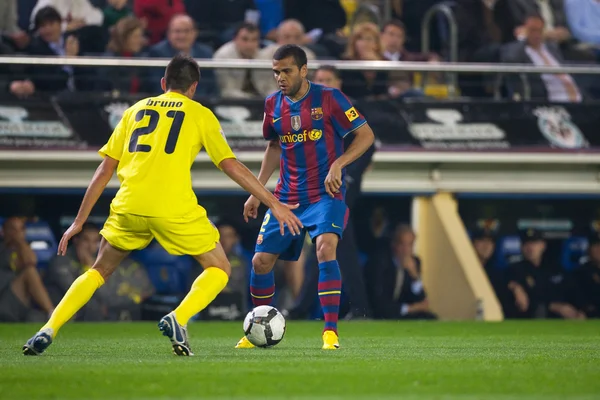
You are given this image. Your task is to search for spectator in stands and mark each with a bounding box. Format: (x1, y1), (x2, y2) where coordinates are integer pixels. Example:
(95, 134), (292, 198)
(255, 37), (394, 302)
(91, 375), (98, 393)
(494, 0), (570, 45)
(495, 0), (595, 60)
(285, 0), (346, 39)
(100, 16), (147, 94)
(0, 217), (55, 322)
(148, 14), (218, 97)
(253, 19), (316, 97)
(312, 64), (342, 89)
(213, 22), (261, 99)
(380, 20), (434, 98)
(472, 225), (511, 312)
(45, 223), (106, 321)
(27, 6), (80, 93)
(573, 231), (600, 318)
(31, 0), (104, 31)
(365, 224), (436, 320)
(31, 0), (107, 53)
(505, 228), (584, 319)
(254, 0), (283, 42)
(103, 0), (133, 30)
(0, 0), (31, 50)
(341, 22), (390, 99)
(0, 40), (35, 98)
(185, 0), (258, 47)
(565, 0), (600, 50)
(134, 0), (185, 44)
(100, 257), (154, 321)
(501, 14), (583, 102)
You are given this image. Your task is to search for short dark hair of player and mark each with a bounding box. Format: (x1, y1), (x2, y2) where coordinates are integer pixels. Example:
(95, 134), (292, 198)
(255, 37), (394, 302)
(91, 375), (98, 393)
(34, 6), (62, 30)
(234, 22), (260, 38)
(273, 44), (308, 69)
(164, 53), (200, 92)
(525, 13), (545, 24)
(382, 20), (406, 33)
(316, 65), (341, 80)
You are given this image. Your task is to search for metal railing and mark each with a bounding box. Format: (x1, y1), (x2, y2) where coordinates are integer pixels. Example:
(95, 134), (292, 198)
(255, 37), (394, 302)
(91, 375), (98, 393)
(421, 2), (459, 96)
(1, 55), (599, 75)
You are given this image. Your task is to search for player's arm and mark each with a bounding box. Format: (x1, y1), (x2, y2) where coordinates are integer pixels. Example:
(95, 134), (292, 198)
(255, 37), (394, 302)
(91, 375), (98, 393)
(334, 124), (375, 170)
(202, 111), (301, 235)
(58, 156), (119, 255)
(255, 139), (282, 186)
(325, 89), (375, 197)
(220, 158), (301, 235)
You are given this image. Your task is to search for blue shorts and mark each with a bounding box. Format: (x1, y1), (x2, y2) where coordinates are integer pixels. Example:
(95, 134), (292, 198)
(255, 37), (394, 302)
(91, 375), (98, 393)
(255, 198), (349, 261)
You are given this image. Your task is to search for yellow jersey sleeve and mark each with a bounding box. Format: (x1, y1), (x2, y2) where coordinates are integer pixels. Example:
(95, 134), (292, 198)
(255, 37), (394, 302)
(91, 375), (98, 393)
(200, 109), (237, 169)
(99, 109), (128, 160)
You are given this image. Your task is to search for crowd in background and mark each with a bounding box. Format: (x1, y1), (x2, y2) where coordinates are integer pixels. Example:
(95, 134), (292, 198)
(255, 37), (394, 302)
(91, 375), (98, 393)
(1, 0), (599, 101)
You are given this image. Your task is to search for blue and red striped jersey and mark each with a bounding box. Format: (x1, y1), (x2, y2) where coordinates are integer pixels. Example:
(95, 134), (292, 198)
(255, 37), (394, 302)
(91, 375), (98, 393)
(263, 82), (367, 205)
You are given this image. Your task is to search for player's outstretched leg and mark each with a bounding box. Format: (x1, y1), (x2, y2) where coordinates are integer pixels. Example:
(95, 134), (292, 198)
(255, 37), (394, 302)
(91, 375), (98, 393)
(159, 243), (230, 356)
(316, 234), (342, 350)
(235, 252), (279, 349)
(23, 239), (128, 355)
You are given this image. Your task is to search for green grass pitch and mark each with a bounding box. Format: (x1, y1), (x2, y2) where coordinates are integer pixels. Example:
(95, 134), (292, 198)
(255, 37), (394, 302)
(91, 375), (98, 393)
(1, 321), (599, 399)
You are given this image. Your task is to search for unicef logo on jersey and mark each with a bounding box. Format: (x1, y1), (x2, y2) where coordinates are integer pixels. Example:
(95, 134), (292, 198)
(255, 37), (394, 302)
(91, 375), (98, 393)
(281, 129), (322, 144)
(534, 107), (588, 149)
(104, 102), (131, 130)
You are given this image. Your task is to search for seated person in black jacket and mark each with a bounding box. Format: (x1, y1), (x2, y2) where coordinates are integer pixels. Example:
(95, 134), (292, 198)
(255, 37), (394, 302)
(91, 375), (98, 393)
(365, 224), (436, 320)
(26, 6), (79, 93)
(573, 231), (600, 318)
(505, 228), (584, 319)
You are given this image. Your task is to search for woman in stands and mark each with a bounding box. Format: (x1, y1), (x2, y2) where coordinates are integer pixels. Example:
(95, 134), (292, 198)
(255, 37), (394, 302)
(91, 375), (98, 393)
(339, 22), (390, 100)
(99, 16), (148, 94)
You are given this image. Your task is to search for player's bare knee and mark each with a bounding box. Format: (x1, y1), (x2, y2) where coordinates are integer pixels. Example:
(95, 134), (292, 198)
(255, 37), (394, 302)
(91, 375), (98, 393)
(214, 260), (231, 277)
(316, 239), (337, 263)
(252, 253), (275, 275)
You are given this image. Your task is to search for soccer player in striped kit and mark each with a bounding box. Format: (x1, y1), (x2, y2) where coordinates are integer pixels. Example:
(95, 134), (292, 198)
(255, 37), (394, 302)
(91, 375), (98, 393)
(236, 44), (375, 350)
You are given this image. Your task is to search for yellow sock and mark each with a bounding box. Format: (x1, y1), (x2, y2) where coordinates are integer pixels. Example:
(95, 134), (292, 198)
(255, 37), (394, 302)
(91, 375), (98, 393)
(41, 269), (105, 336)
(174, 267), (229, 326)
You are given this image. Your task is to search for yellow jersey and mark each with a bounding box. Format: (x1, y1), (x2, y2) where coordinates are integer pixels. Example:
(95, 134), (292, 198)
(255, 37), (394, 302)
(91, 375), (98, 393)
(99, 91), (236, 218)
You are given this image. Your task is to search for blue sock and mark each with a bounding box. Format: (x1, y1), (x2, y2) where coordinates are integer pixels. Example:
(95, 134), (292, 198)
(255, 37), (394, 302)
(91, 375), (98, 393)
(318, 260), (342, 334)
(250, 269), (275, 307)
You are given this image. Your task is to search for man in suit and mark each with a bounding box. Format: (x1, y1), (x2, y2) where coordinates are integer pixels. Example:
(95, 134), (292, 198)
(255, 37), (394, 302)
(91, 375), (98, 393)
(26, 6), (79, 93)
(494, 0), (570, 44)
(365, 224), (436, 320)
(147, 14), (218, 97)
(501, 14), (583, 102)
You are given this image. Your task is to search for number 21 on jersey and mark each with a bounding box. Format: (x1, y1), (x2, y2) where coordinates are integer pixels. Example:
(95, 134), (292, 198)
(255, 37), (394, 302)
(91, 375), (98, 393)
(129, 109), (185, 154)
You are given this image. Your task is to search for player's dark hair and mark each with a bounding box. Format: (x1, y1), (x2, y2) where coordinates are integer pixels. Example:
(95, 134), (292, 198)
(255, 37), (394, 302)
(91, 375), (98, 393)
(234, 22), (260, 38)
(164, 53), (200, 92)
(273, 44), (308, 69)
(382, 19), (406, 33)
(33, 6), (62, 31)
(316, 65), (340, 80)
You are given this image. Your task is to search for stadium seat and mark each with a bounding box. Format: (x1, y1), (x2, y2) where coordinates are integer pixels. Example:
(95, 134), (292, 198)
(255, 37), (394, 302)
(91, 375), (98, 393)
(495, 235), (522, 269)
(131, 242), (192, 295)
(561, 236), (588, 271)
(25, 221), (58, 272)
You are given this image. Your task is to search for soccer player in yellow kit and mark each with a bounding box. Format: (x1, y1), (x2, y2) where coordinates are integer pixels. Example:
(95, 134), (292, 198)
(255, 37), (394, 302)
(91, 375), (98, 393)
(23, 54), (302, 357)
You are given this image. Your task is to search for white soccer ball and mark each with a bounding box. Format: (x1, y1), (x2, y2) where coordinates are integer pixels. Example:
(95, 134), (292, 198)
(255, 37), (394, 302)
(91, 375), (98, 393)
(243, 305), (286, 348)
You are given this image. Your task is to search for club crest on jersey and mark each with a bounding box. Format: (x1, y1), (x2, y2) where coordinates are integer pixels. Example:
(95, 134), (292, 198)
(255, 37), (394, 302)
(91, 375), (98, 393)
(291, 115), (301, 131)
(311, 107), (323, 120)
(256, 234), (264, 245)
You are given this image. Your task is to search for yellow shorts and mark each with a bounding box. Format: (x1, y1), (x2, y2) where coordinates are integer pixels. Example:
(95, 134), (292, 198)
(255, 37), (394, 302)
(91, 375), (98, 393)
(100, 206), (220, 256)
